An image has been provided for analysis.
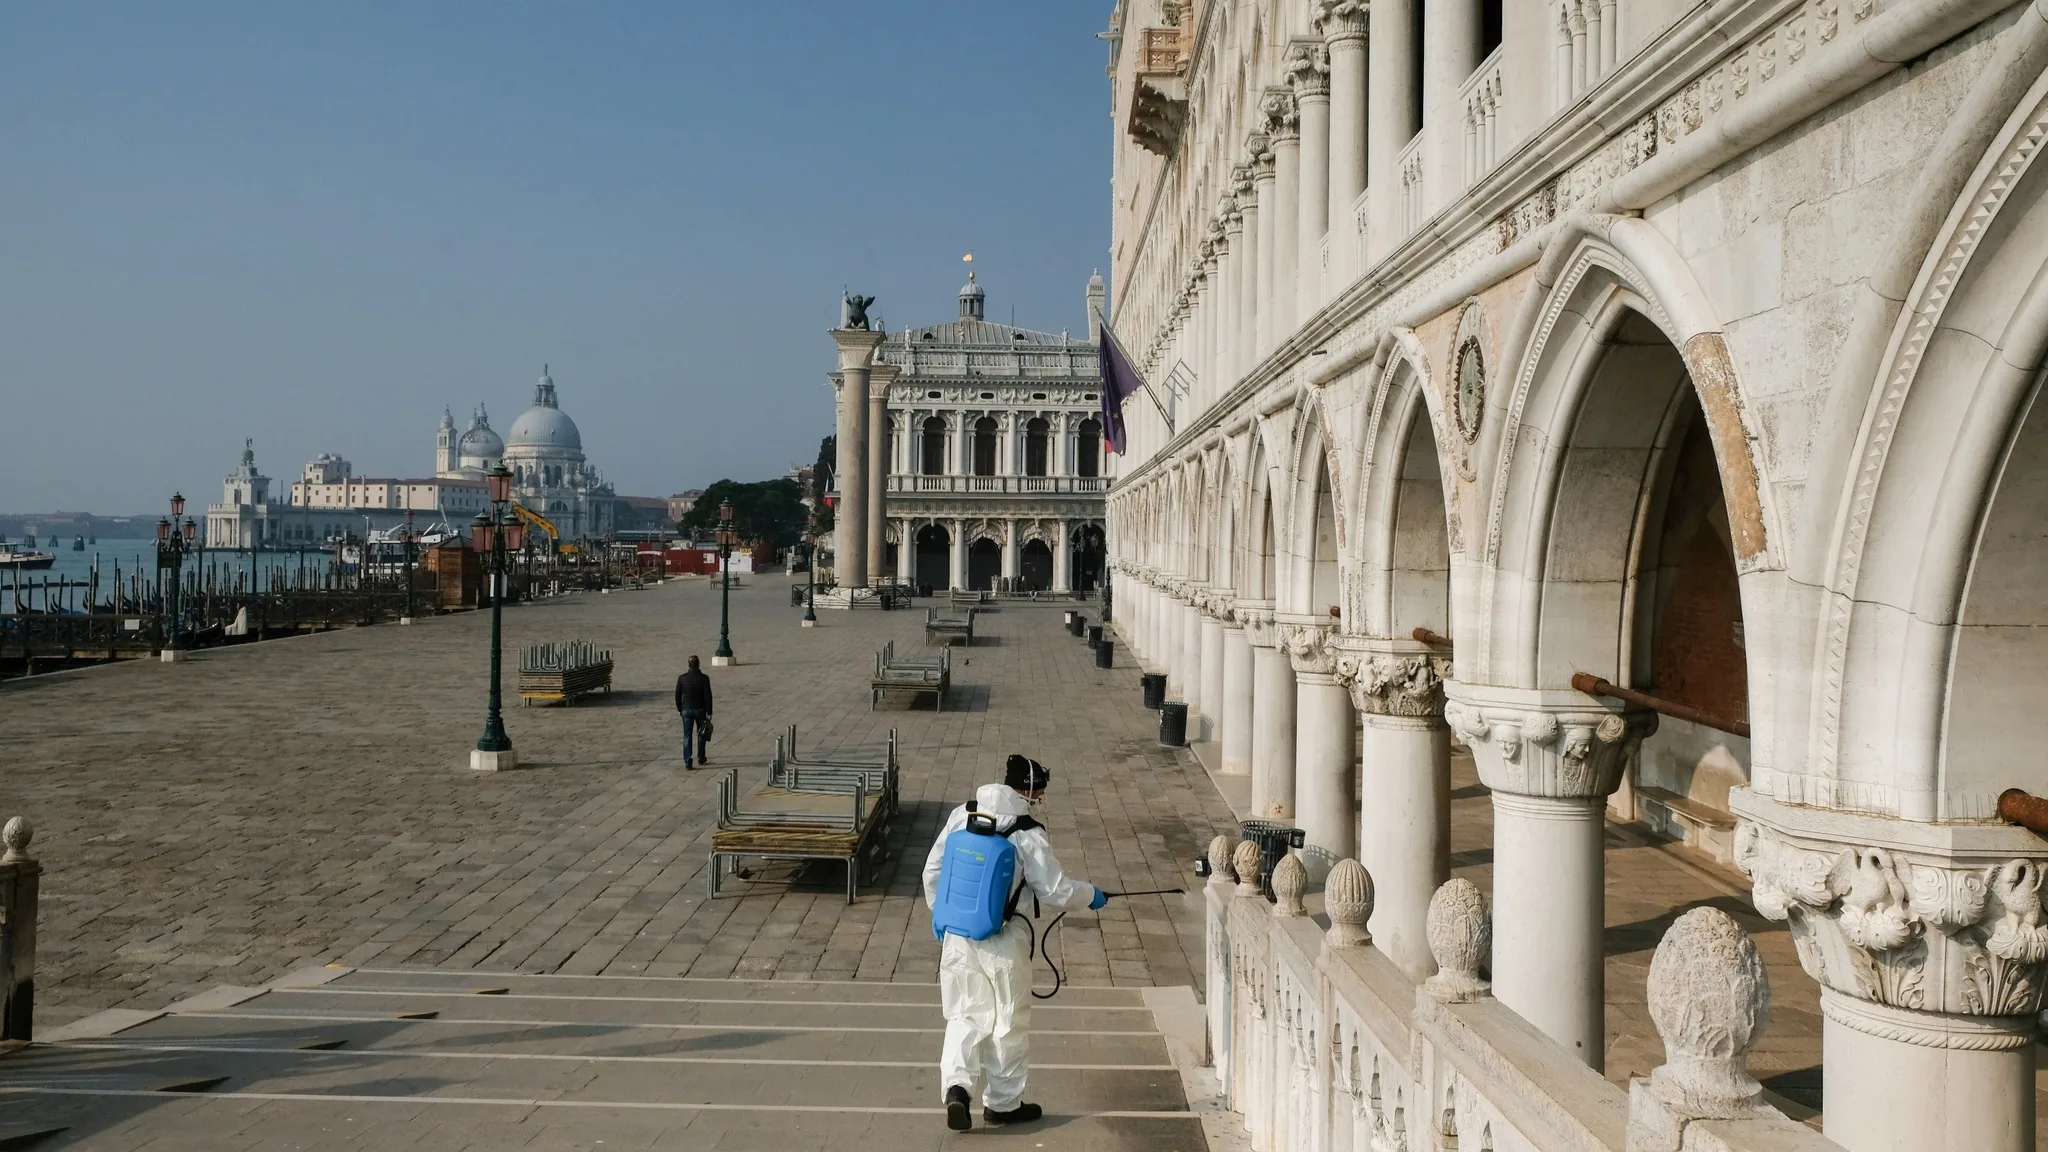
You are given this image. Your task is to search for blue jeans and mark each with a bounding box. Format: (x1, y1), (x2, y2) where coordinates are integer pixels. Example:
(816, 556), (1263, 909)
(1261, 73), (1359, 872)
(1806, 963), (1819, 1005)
(680, 710), (708, 766)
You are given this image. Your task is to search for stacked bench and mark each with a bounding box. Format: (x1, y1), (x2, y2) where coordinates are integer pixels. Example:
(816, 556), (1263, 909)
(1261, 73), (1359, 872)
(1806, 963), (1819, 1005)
(925, 607), (976, 646)
(871, 640), (951, 710)
(709, 726), (901, 904)
(517, 641), (614, 706)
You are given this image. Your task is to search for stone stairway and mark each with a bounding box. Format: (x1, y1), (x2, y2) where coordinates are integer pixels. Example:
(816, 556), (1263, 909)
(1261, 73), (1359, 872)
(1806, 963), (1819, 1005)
(0, 966), (1214, 1150)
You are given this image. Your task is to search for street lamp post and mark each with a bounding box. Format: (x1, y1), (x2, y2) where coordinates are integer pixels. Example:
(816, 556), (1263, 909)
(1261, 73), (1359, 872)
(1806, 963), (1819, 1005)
(713, 500), (736, 665)
(470, 465), (520, 771)
(154, 492), (198, 663)
(401, 508), (418, 625)
(801, 525), (818, 628)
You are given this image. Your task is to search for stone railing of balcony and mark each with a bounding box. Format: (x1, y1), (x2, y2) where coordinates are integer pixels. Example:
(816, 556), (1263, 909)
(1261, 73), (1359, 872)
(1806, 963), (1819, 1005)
(1202, 835), (1844, 1152)
(1462, 46), (1506, 188)
(1, 816), (40, 1043)
(887, 475), (1108, 495)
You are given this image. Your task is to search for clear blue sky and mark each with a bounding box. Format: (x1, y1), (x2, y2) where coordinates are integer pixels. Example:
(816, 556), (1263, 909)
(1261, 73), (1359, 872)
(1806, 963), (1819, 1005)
(0, 2), (1113, 514)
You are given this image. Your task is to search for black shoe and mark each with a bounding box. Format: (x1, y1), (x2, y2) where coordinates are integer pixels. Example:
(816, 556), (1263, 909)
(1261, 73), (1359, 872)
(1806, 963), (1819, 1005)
(945, 1086), (972, 1131)
(982, 1102), (1042, 1125)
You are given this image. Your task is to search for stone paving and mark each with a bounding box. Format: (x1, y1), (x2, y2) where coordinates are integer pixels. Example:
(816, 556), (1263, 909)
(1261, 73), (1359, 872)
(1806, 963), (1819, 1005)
(1, 578), (1237, 1027)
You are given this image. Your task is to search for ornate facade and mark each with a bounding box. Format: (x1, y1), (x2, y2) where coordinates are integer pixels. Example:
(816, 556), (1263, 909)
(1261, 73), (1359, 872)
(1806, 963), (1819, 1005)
(829, 275), (1112, 592)
(1104, 1), (2048, 1148)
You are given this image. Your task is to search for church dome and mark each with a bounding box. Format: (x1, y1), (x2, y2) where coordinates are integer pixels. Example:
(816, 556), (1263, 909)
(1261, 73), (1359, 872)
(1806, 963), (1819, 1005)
(460, 424), (505, 457)
(506, 365), (583, 452)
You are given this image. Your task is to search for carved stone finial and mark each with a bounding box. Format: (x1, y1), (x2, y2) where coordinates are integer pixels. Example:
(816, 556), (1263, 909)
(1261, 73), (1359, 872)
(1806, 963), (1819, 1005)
(1324, 858), (1374, 947)
(1423, 878), (1491, 1001)
(1207, 833), (1239, 889)
(1644, 907), (1770, 1118)
(1233, 839), (1266, 899)
(1271, 853), (1307, 918)
(1, 816), (32, 864)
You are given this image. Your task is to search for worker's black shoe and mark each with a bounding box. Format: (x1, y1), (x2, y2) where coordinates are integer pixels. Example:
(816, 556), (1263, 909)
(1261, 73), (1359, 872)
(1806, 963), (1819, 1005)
(982, 1102), (1042, 1125)
(945, 1086), (972, 1131)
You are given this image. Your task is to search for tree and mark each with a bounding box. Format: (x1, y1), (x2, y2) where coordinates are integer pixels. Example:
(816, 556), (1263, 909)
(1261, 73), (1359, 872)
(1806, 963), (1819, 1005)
(677, 478), (812, 549)
(812, 435), (835, 533)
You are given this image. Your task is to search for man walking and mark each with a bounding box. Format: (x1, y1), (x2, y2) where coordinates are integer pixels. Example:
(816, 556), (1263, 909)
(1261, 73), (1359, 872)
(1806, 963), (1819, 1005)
(674, 654), (713, 768)
(922, 754), (1107, 1130)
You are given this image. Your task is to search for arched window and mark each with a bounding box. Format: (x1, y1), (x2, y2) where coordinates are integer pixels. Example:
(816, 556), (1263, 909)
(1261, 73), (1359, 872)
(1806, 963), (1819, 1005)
(922, 417), (947, 476)
(1025, 417), (1050, 477)
(1076, 419), (1102, 478)
(973, 417), (998, 477)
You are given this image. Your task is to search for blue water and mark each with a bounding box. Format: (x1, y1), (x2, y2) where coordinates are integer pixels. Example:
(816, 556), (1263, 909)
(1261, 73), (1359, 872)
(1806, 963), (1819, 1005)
(2, 538), (341, 612)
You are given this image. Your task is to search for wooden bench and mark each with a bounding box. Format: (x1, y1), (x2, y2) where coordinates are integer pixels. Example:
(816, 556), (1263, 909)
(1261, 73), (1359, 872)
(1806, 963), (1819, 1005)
(948, 590), (991, 611)
(871, 642), (950, 710)
(709, 765), (896, 904)
(517, 640), (614, 706)
(925, 607), (976, 646)
(1637, 785), (1738, 859)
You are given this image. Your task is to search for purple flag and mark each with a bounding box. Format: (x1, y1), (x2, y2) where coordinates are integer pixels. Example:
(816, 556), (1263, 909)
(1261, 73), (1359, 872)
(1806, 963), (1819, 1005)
(1097, 317), (1144, 455)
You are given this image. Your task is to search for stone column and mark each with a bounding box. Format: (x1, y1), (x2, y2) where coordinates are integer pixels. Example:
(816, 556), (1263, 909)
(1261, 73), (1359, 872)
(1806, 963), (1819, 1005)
(1221, 618), (1254, 775)
(1199, 594), (1228, 744)
(866, 363), (898, 587)
(1053, 520), (1070, 593)
(949, 519), (966, 590)
(1423, 0), (1481, 202)
(1178, 592), (1205, 717)
(830, 329), (883, 590)
(1250, 136), (1277, 357)
(1002, 520), (1019, 582)
(1220, 192), (1246, 388)
(1280, 619), (1355, 866)
(1240, 602), (1296, 819)
(1318, 1), (1368, 273)
(1733, 790), (2048, 1152)
(1201, 246), (1222, 390)
(895, 519), (914, 584)
(1232, 166), (1258, 385)
(1443, 683), (1655, 1069)
(1263, 90), (1299, 349)
(1335, 638), (1450, 981)
(1287, 39), (1330, 316)
(1367, 0), (1418, 263)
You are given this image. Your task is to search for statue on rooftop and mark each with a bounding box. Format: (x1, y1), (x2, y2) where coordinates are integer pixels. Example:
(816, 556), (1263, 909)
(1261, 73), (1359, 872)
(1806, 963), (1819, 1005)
(843, 293), (876, 331)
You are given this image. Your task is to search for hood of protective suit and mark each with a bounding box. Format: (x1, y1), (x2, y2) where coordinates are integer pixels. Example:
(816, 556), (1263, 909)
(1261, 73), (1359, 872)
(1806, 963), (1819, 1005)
(975, 783), (1031, 825)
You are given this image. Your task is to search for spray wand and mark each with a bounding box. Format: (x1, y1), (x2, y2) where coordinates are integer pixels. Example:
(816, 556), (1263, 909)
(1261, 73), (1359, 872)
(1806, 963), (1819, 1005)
(1028, 888), (1187, 1000)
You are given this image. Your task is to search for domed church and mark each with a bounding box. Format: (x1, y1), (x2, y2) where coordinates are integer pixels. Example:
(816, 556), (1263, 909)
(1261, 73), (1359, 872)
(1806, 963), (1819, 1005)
(437, 366), (614, 539)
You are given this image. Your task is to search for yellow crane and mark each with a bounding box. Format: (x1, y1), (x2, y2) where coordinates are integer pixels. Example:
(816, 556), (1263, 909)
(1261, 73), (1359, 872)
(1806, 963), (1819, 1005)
(511, 503), (560, 549)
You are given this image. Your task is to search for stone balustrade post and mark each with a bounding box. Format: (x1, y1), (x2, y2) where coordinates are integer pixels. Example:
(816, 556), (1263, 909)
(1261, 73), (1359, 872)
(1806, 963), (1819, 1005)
(1443, 682), (1655, 1069)
(1335, 636), (1451, 981)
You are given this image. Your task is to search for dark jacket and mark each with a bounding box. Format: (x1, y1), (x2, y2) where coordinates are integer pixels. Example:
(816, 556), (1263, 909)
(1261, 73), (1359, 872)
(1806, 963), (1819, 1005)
(675, 669), (713, 714)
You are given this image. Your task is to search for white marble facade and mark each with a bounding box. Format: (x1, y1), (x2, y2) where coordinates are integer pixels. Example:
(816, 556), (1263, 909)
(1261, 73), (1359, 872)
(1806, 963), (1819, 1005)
(1105, 1), (2048, 1148)
(827, 275), (1112, 592)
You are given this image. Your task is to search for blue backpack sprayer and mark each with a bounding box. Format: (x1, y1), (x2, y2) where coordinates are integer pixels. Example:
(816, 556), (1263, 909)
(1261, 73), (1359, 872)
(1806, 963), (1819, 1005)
(932, 803), (1183, 999)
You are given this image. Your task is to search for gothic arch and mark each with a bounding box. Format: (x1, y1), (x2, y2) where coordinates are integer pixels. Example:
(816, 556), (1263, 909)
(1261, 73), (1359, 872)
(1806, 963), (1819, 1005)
(1354, 328), (1458, 639)
(1277, 385), (1346, 618)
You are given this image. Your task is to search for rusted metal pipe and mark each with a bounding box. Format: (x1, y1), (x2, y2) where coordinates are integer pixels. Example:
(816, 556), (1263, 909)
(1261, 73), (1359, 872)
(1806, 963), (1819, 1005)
(1412, 627), (1452, 648)
(1998, 789), (2048, 836)
(1569, 672), (1751, 739)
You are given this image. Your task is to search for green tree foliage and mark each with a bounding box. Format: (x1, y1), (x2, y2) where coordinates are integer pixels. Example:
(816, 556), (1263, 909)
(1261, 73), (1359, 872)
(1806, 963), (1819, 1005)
(812, 435), (835, 533)
(676, 478), (812, 548)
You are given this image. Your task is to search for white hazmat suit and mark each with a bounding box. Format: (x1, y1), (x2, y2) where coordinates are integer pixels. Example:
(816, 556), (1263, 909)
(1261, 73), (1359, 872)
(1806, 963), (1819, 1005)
(922, 782), (1100, 1112)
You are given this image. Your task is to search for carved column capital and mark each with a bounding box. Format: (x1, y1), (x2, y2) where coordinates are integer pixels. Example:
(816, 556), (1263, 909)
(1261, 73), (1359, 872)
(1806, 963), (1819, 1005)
(1237, 599), (1277, 648)
(1441, 683), (1654, 800)
(1276, 617), (1335, 678)
(1204, 588), (1237, 624)
(1230, 164), (1255, 201)
(1260, 87), (1299, 143)
(1285, 37), (1330, 100)
(1330, 637), (1448, 720)
(1248, 133), (1276, 179)
(1731, 790), (2048, 1024)
(1314, 0), (1369, 44)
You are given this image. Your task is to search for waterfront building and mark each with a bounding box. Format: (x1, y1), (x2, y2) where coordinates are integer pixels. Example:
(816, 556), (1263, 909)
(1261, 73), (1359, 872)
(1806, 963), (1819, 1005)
(502, 366), (613, 540)
(1103, 1), (2048, 1148)
(204, 441), (424, 548)
(830, 273), (1112, 592)
(433, 406), (506, 480)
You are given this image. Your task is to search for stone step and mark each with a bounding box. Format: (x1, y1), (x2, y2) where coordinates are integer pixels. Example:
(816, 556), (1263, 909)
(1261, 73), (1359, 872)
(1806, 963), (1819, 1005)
(331, 965), (1149, 1007)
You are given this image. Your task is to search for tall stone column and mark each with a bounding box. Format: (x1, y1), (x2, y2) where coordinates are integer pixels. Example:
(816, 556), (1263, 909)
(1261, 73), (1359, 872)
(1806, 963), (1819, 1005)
(1199, 594), (1227, 744)
(1052, 520), (1070, 593)
(948, 519), (966, 590)
(1232, 166), (1258, 386)
(1263, 90), (1299, 349)
(1287, 39), (1330, 316)
(1443, 683), (1656, 1069)
(1240, 602), (1296, 819)
(1178, 592), (1205, 717)
(1318, 1), (1368, 274)
(1335, 638), (1450, 981)
(1280, 619), (1355, 866)
(866, 363), (899, 587)
(1201, 246), (1222, 390)
(1220, 192), (1246, 388)
(1002, 520), (1019, 582)
(1367, 0), (1418, 263)
(1221, 618), (1254, 775)
(1423, 0), (1481, 201)
(895, 519), (914, 584)
(830, 328), (884, 590)
(1250, 136), (1277, 357)
(1734, 790), (2048, 1152)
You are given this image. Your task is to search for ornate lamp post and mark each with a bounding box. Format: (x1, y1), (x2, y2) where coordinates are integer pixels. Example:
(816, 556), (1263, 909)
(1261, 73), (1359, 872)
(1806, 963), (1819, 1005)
(801, 523), (819, 628)
(400, 508), (418, 625)
(713, 500), (737, 665)
(469, 465), (521, 771)
(154, 492), (198, 663)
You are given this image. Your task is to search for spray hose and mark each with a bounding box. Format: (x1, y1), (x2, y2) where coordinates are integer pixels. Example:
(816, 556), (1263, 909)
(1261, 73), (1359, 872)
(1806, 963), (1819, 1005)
(1022, 888), (1186, 1001)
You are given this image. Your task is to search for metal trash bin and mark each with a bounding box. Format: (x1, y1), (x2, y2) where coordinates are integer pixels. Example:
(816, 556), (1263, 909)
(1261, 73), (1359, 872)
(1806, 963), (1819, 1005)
(1239, 819), (1306, 903)
(1063, 610), (1075, 628)
(1096, 639), (1114, 668)
(1158, 701), (1189, 746)
(1141, 672), (1167, 709)
(1086, 624), (1102, 648)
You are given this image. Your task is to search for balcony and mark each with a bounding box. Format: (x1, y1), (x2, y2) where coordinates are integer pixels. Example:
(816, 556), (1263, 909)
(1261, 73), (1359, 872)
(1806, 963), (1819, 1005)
(1397, 134), (1426, 238)
(887, 475), (1108, 495)
(1126, 26), (1189, 157)
(1462, 46), (1505, 186)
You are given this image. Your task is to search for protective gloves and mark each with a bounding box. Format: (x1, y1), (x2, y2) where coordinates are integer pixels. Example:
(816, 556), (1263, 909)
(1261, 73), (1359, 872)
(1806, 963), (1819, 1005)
(1089, 887), (1109, 910)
